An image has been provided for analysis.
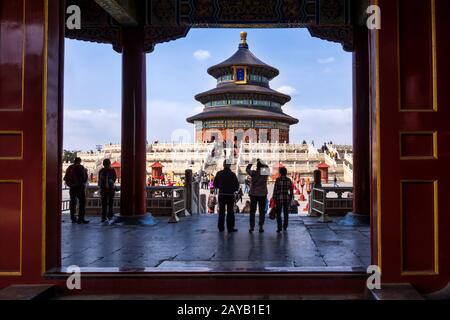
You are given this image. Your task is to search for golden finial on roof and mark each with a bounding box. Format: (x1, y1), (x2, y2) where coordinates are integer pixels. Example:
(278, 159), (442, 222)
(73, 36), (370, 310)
(239, 31), (248, 48)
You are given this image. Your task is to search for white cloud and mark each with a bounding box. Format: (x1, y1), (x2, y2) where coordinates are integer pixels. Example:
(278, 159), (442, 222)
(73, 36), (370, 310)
(193, 49), (211, 61)
(283, 105), (352, 145)
(276, 85), (297, 95)
(317, 57), (336, 64)
(64, 108), (121, 150)
(64, 101), (202, 150)
(147, 100), (201, 143)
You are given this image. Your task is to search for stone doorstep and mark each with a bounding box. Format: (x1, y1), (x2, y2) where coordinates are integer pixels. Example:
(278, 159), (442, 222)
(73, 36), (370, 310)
(0, 284), (57, 300)
(425, 283), (450, 300)
(369, 284), (424, 300)
(56, 294), (367, 300)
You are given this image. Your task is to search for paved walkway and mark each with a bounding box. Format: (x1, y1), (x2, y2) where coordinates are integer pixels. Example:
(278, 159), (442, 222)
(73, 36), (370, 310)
(61, 214), (370, 271)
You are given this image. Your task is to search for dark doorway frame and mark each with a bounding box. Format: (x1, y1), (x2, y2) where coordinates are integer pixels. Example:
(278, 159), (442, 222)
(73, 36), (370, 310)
(43, 0), (374, 296)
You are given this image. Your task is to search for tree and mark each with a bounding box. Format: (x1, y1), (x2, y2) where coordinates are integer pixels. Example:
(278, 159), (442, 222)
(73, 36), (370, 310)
(63, 150), (79, 163)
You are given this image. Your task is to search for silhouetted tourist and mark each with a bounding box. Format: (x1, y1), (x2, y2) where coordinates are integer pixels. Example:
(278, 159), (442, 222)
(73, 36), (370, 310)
(242, 200), (251, 214)
(290, 198), (300, 214)
(272, 167), (294, 233)
(213, 160), (240, 233)
(246, 159), (269, 233)
(334, 175), (338, 187)
(237, 186), (244, 204)
(63, 157), (89, 224)
(208, 179), (215, 192)
(201, 174), (208, 189)
(98, 159), (117, 222)
(207, 189), (217, 214)
(244, 176), (250, 194)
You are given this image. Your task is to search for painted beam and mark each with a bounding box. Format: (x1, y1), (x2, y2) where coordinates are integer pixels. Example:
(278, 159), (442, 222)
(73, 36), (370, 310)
(94, 0), (137, 26)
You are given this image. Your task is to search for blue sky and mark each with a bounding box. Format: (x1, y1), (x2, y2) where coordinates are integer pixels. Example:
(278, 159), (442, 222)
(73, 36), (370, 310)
(64, 28), (352, 150)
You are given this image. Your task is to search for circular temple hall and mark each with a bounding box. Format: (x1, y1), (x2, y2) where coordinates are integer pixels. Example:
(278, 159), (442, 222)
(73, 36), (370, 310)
(187, 32), (299, 143)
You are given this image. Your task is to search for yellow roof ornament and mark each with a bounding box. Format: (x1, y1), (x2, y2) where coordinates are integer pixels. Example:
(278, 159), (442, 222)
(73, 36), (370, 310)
(239, 31), (248, 48)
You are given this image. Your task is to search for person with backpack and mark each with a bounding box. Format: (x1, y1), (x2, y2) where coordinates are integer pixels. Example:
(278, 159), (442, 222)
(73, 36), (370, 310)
(63, 157), (89, 224)
(98, 159), (117, 222)
(272, 167), (294, 233)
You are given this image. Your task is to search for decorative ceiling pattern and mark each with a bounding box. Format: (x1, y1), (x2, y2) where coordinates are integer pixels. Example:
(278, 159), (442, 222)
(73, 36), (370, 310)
(65, 0), (354, 52)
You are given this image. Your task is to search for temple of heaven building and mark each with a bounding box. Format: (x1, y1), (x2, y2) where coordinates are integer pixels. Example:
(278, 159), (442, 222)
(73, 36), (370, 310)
(187, 32), (299, 143)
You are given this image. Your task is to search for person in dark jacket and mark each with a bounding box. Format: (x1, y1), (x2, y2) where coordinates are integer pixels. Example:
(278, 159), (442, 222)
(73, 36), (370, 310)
(213, 160), (240, 233)
(246, 159), (269, 233)
(98, 159), (117, 222)
(272, 167), (294, 233)
(63, 157), (89, 224)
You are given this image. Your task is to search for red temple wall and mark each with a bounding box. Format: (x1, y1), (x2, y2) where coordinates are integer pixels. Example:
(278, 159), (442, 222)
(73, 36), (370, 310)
(0, 0), (47, 281)
(197, 128), (289, 143)
(370, 0), (450, 292)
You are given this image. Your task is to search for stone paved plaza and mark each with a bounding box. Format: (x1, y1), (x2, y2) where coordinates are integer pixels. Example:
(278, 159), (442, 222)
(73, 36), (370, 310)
(61, 214), (370, 271)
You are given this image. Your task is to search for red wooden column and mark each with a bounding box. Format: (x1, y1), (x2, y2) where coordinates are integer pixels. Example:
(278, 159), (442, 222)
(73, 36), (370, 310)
(344, 25), (371, 224)
(119, 27), (148, 220)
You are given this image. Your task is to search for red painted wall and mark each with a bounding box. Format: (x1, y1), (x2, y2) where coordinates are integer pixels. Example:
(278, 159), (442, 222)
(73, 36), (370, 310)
(0, 0), (47, 282)
(370, 0), (450, 292)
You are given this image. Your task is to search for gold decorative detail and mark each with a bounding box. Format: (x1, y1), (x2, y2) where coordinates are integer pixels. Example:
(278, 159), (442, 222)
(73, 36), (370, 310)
(431, 0), (437, 112)
(232, 66), (248, 85)
(0, 180), (23, 276)
(400, 180), (439, 276)
(399, 131), (438, 160)
(240, 31), (247, 45)
(0, 0), (26, 112)
(0, 131), (23, 160)
(41, 0), (48, 275)
(398, 0), (437, 112)
(374, 0), (382, 270)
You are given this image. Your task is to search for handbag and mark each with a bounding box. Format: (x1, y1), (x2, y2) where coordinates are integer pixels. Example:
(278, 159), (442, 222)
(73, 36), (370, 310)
(268, 198), (276, 220)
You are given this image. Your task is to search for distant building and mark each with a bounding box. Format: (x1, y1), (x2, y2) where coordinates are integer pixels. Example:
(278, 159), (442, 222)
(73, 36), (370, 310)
(68, 142), (353, 184)
(65, 34), (352, 183)
(187, 32), (298, 143)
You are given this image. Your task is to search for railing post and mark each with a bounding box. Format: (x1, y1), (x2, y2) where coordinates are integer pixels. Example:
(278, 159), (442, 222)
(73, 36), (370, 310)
(199, 193), (206, 214)
(309, 170), (321, 216)
(318, 189), (332, 223)
(184, 169), (193, 215)
(168, 192), (180, 224)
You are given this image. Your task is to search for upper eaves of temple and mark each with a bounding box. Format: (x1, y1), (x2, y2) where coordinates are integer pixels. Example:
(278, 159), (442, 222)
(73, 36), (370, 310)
(194, 83), (291, 105)
(188, 31), (298, 126)
(207, 32), (280, 80)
